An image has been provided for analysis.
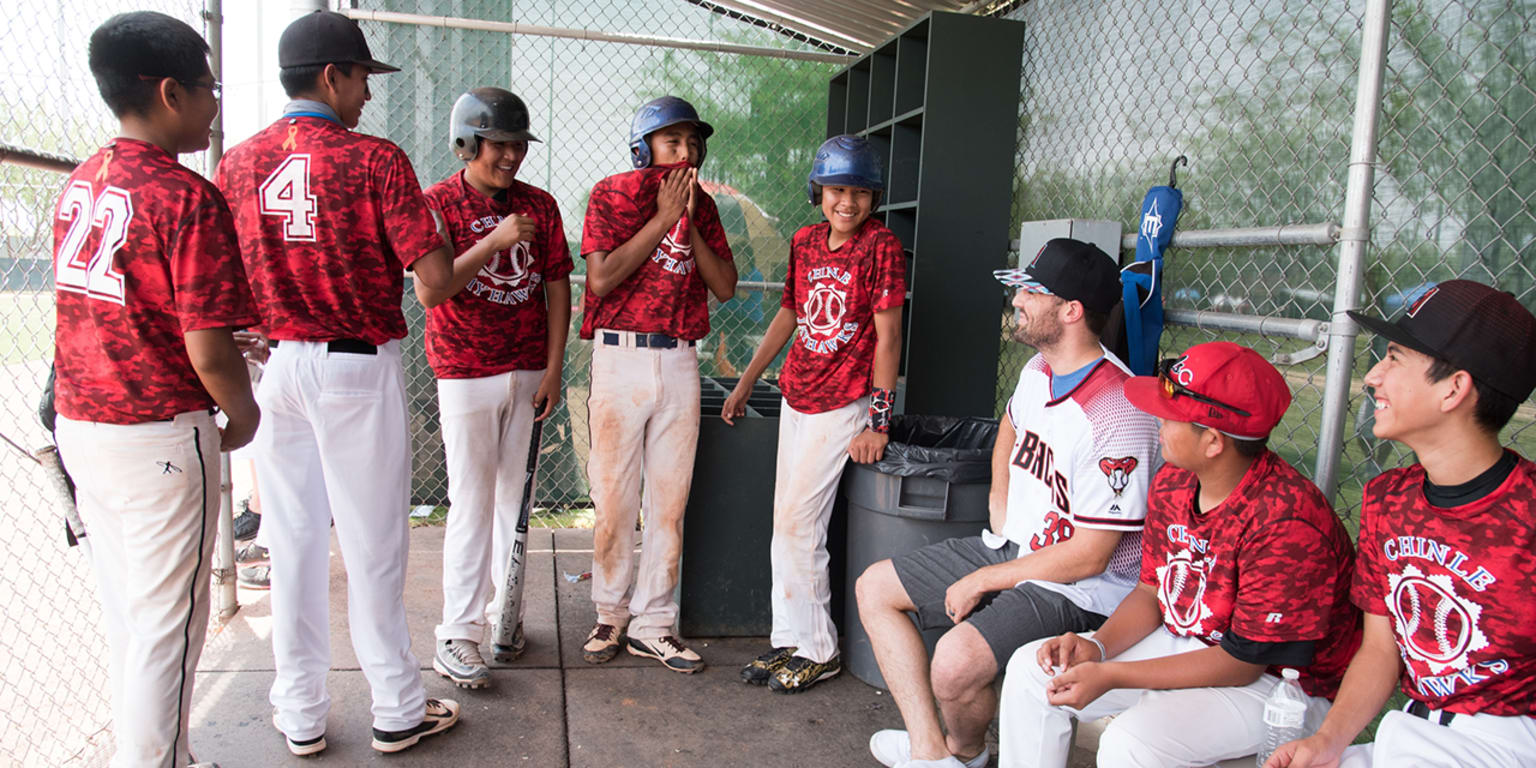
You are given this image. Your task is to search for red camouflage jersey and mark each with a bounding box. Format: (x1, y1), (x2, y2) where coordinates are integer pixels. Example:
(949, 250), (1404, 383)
(1352, 455), (1536, 715)
(421, 171), (573, 378)
(53, 139), (259, 424)
(779, 218), (906, 413)
(1140, 451), (1362, 699)
(214, 116), (440, 344)
(577, 165), (733, 341)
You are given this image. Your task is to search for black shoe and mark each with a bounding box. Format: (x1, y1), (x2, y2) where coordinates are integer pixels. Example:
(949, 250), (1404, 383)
(371, 698), (460, 753)
(741, 646), (797, 686)
(769, 655), (841, 694)
(232, 502), (260, 541)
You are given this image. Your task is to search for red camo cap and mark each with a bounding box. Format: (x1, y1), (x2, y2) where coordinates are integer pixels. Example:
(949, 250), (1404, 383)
(1124, 341), (1291, 439)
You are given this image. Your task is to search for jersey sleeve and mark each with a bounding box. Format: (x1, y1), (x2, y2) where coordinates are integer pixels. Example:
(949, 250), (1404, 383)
(538, 194), (575, 283)
(376, 146), (441, 269)
(870, 232), (907, 312)
(1069, 399), (1155, 531)
(781, 232), (802, 311)
(580, 176), (640, 257)
(1351, 480), (1390, 614)
(1230, 514), (1344, 642)
(169, 185), (259, 333)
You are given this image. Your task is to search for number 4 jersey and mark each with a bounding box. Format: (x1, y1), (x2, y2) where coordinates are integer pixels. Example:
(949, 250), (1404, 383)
(215, 115), (441, 344)
(1001, 352), (1162, 616)
(52, 138), (259, 424)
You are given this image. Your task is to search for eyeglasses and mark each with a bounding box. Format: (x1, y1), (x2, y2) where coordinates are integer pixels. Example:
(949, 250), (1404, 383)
(1157, 357), (1251, 417)
(138, 74), (222, 100)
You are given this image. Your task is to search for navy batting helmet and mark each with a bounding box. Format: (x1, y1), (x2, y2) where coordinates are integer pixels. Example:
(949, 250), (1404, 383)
(628, 96), (714, 169)
(450, 87), (540, 162)
(807, 135), (885, 204)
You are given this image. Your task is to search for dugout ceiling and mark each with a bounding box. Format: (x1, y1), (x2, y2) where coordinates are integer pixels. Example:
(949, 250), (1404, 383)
(683, 0), (1026, 54)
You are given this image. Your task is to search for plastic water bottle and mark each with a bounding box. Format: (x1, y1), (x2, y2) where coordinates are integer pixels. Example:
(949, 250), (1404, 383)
(1256, 668), (1308, 767)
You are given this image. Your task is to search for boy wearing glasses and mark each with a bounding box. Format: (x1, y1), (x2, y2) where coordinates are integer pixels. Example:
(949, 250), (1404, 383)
(998, 341), (1362, 768)
(857, 238), (1159, 768)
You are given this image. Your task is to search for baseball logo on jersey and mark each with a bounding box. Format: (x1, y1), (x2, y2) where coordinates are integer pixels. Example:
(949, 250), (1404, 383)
(1099, 456), (1138, 496)
(1157, 548), (1216, 634)
(799, 265), (858, 354)
(480, 240), (534, 289)
(651, 217), (695, 275)
(1388, 564), (1489, 674)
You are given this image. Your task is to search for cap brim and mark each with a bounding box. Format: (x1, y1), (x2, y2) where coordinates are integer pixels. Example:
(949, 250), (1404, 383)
(1123, 376), (1192, 422)
(358, 58), (400, 74)
(478, 128), (542, 143)
(1347, 310), (1438, 358)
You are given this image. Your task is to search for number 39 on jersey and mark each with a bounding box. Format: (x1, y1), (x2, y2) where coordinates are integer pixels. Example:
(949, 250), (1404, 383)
(259, 154), (318, 241)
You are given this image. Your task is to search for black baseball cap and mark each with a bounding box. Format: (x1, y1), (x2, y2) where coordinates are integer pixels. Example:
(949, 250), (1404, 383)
(994, 238), (1122, 313)
(278, 10), (399, 73)
(1348, 279), (1536, 401)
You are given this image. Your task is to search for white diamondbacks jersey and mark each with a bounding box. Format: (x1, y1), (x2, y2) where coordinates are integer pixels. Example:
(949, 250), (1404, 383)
(1001, 350), (1162, 616)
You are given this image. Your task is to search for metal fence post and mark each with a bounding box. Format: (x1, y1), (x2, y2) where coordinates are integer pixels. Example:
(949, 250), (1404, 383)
(1313, 0), (1393, 500)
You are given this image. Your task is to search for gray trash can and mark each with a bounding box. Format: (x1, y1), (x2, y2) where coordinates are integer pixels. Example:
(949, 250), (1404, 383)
(841, 416), (998, 688)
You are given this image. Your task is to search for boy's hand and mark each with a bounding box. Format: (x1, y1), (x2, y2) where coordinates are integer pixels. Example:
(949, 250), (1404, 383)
(1044, 661), (1114, 710)
(533, 370), (562, 421)
(232, 330), (270, 364)
(220, 409), (260, 452)
(685, 167), (699, 221)
(1262, 735), (1346, 768)
(721, 379), (753, 425)
(848, 428), (888, 464)
(487, 213), (537, 251)
(656, 167), (690, 225)
(1036, 632), (1102, 676)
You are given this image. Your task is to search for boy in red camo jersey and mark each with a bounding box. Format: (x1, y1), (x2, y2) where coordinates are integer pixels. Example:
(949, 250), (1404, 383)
(579, 95), (736, 674)
(723, 135), (905, 693)
(1001, 342), (1361, 768)
(419, 87), (573, 689)
(214, 9), (462, 757)
(52, 12), (259, 767)
(1269, 280), (1536, 768)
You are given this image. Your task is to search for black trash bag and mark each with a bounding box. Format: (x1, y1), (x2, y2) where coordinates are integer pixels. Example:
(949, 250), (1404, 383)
(870, 415), (998, 484)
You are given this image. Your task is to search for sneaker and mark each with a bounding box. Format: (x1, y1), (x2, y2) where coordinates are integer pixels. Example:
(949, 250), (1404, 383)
(740, 646), (796, 686)
(626, 635), (704, 674)
(491, 622), (526, 663)
(868, 729), (988, 768)
(236, 541), (269, 565)
(582, 623), (622, 664)
(237, 565), (270, 590)
(434, 638), (491, 689)
(232, 502), (260, 541)
(371, 698), (460, 753)
(768, 654), (840, 693)
(273, 711), (326, 757)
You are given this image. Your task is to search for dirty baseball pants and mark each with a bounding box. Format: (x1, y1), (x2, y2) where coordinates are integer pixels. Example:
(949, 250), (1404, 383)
(586, 334), (700, 640)
(1000, 629), (1332, 767)
(435, 369), (543, 642)
(769, 397), (868, 663)
(57, 410), (220, 768)
(255, 339), (426, 738)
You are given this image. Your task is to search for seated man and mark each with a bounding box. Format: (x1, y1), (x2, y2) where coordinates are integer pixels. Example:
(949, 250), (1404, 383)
(1000, 341), (1362, 767)
(1269, 280), (1536, 768)
(856, 238), (1160, 768)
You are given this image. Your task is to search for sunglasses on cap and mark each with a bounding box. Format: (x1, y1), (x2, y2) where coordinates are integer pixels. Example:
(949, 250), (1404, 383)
(1157, 357), (1251, 418)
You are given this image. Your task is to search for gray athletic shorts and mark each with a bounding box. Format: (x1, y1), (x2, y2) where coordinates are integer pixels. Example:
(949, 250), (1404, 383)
(891, 535), (1108, 671)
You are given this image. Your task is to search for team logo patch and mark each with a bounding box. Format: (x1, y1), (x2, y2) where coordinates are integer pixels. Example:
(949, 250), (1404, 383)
(1169, 354), (1195, 386)
(1156, 549), (1215, 635)
(480, 240), (534, 288)
(803, 283), (848, 338)
(1388, 564), (1488, 674)
(1098, 456), (1138, 496)
(1406, 286), (1439, 318)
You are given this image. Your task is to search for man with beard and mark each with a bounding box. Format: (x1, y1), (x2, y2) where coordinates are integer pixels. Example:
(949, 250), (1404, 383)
(856, 238), (1161, 768)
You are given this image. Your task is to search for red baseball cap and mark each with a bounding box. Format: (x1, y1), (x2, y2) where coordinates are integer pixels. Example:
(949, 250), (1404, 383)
(1124, 341), (1292, 439)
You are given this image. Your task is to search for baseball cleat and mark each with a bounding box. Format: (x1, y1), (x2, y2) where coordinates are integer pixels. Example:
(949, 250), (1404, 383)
(371, 698), (460, 753)
(235, 541), (269, 565)
(626, 635), (704, 674)
(433, 639), (491, 689)
(582, 623), (622, 664)
(237, 565), (270, 590)
(768, 655), (841, 693)
(740, 646), (796, 685)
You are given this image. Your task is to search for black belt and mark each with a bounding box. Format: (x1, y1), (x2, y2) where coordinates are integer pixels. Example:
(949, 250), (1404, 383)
(1406, 699), (1456, 726)
(270, 339), (376, 355)
(600, 331), (695, 349)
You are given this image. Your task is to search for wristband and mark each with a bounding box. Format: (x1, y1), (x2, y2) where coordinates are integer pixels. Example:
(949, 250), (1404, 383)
(869, 387), (894, 434)
(1087, 636), (1108, 662)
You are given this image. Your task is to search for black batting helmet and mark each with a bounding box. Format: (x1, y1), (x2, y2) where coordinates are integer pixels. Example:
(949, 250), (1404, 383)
(450, 87), (540, 162)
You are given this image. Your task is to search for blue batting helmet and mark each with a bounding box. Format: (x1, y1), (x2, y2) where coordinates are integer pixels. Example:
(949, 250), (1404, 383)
(628, 96), (714, 169)
(807, 135), (885, 204)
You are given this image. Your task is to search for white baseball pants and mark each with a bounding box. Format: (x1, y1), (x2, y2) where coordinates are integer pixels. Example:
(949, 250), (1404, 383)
(435, 369), (543, 642)
(1336, 706), (1536, 768)
(769, 397), (868, 663)
(1000, 629), (1333, 768)
(254, 340), (424, 738)
(585, 335), (700, 640)
(56, 410), (220, 768)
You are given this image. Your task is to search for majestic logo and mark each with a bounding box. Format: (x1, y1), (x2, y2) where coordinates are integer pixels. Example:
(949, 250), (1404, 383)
(1140, 198), (1163, 242)
(1388, 564), (1488, 675)
(1406, 286), (1440, 318)
(1098, 456), (1138, 496)
(1157, 549), (1216, 635)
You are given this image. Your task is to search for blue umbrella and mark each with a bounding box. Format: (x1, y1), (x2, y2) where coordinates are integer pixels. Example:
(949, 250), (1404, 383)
(1121, 156), (1186, 375)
